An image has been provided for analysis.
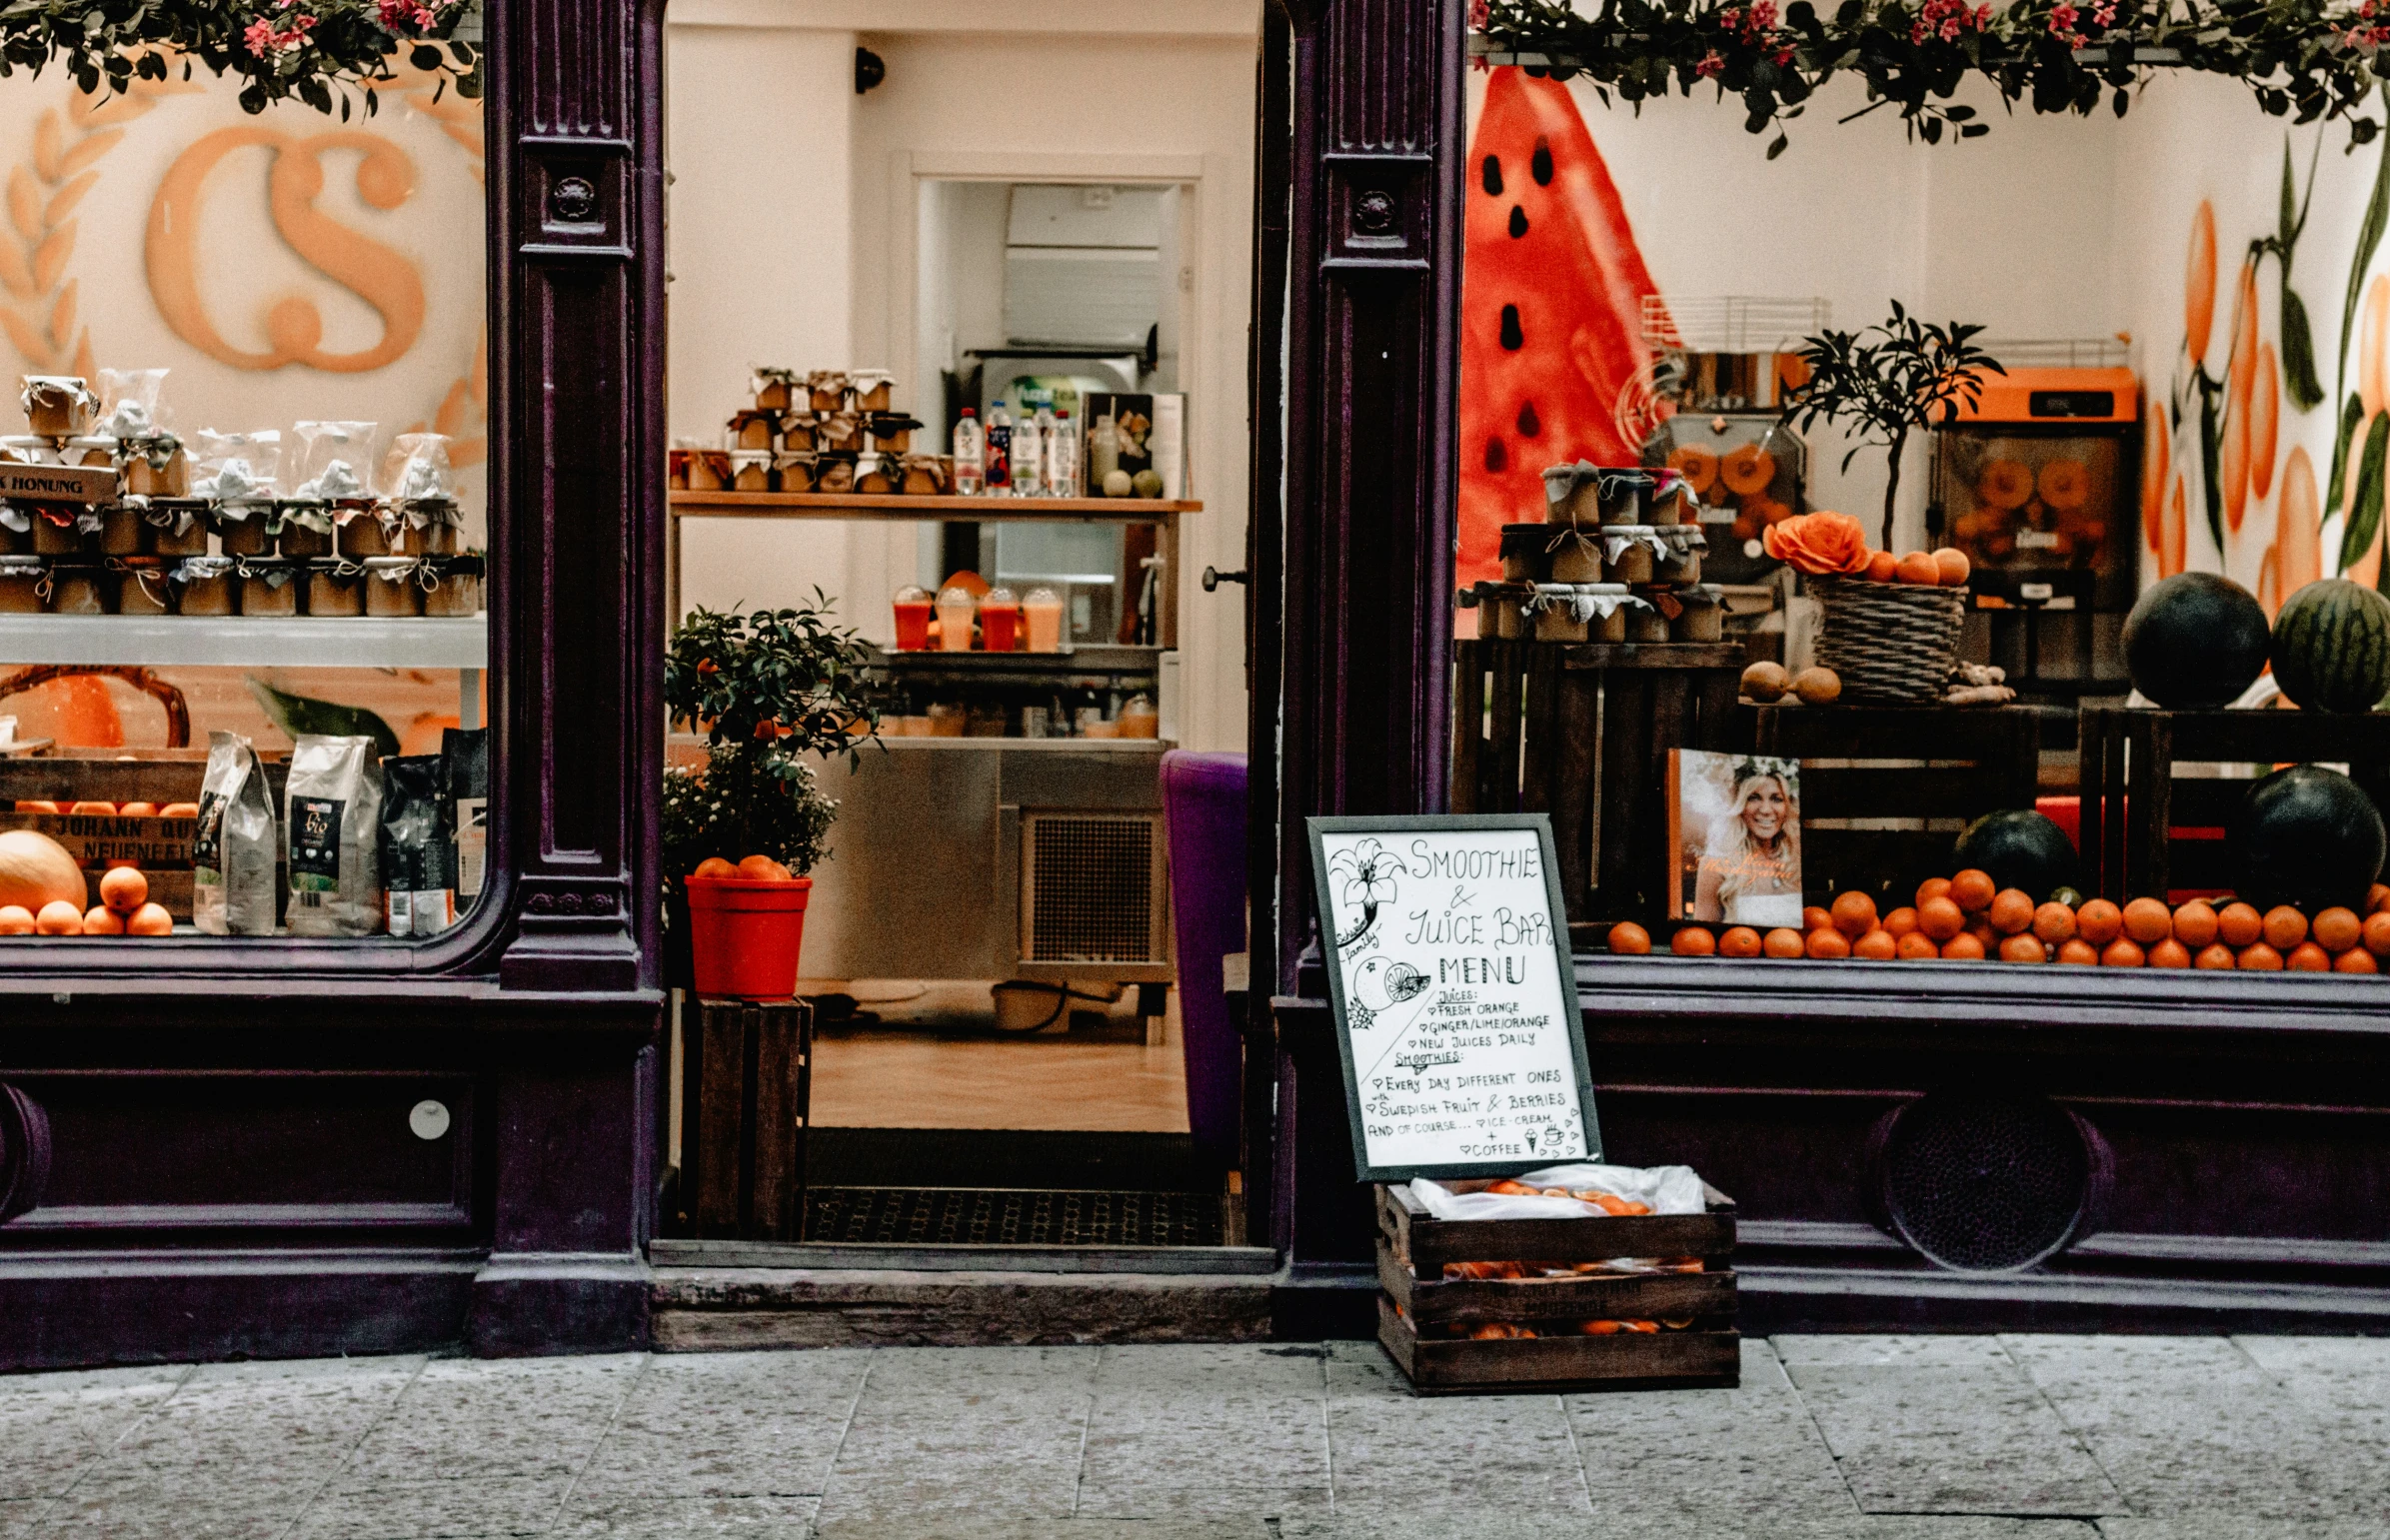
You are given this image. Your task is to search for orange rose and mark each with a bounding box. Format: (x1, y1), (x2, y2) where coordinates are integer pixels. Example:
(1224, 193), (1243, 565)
(1762, 512), (1871, 576)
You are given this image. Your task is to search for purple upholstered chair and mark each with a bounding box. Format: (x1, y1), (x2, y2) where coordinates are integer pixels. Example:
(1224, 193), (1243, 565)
(1160, 751), (1247, 1165)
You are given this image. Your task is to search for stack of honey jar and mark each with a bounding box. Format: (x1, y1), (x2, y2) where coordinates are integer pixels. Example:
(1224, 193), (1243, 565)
(1470, 465), (1724, 644)
(0, 374), (481, 622)
(669, 369), (951, 496)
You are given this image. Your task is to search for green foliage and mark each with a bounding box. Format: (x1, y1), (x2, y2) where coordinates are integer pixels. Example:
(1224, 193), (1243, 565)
(0, 0), (480, 118)
(663, 741), (838, 879)
(1475, 0), (2389, 154)
(1778, 301), (2003, 549)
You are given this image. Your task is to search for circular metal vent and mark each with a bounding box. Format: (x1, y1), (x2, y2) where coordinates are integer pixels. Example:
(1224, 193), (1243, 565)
(1875, 1093), (2093, 1272)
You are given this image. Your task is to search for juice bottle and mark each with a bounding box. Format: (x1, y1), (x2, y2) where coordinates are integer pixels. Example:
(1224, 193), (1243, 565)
(1022, 585), (1066, 653)
(892, 585), (934, 651)
(952, 409), (984, 496)
(979, 585), (1021, 652)
(1049, 409), (1081, 498)
(985, 401), (1013, 494)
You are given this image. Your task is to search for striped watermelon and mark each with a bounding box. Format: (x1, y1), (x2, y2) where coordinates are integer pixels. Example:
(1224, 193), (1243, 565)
(2271, 579), (2390, 713)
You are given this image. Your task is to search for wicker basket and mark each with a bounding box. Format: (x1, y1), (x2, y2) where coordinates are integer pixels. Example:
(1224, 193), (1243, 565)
(1812, 577), (1965, 704)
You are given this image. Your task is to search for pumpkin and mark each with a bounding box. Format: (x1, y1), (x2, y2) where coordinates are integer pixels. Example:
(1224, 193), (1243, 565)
(2229, 766), (2386, 913)
(0, 828), (86, 913)
(2121, 572), (2270, 707)
(2269, 579), (2390, 713)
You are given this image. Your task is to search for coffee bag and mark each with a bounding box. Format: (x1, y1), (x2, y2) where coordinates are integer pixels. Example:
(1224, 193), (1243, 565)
(285, 734), (382, 936)
(442, 727), (489, 908)
(380, 755), (455, 936)
(192, 730), (276, 936)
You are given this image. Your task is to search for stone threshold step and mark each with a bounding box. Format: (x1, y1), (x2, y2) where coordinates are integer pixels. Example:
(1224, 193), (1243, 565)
(650, 1266), (1273, 1350)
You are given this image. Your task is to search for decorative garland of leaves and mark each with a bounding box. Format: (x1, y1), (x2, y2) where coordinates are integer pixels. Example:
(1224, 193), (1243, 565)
(1474, 0), (2390, 154)
(0, 0), (479, 118)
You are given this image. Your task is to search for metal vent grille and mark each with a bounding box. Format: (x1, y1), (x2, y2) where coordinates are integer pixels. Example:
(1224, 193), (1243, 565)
(1025, 814), (1160, 962)
(1877, 1094), (2092, 1272)
(806, 1186), (1221, 1247)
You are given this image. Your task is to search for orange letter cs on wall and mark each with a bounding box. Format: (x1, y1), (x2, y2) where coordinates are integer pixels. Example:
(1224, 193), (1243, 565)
(145, 127), (426, 374)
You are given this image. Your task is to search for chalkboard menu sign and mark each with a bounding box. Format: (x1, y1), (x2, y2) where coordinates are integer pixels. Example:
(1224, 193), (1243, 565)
(1307, 813), (1600, 1180)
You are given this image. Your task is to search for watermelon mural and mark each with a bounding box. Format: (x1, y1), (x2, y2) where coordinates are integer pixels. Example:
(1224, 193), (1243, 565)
(1459, 68), (1667, 587)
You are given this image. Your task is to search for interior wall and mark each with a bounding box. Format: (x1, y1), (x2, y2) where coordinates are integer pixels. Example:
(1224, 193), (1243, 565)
(664, 4), (1257, 754)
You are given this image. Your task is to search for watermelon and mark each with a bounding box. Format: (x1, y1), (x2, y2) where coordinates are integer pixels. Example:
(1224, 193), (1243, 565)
(2121, 572), (2272, 708)
(1951, 809), (2080, 901)
(1458, 69), (1664, 587)
(2228, 765), (2386, 911)
(2270, 578), (2390, 713)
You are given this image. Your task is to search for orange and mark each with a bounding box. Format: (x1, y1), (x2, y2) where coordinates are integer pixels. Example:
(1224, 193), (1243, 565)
(2336, 947), (2380, 973)
(736, 854), (786, 880)
(80, 905), (122, 935)
(1965, 917), (2002, 953)
(35, 900), (81, 935)
(125, 903), (172, 936)
(2286, 941), (2332, 972)
(0, 905), (32, 935)
(1895, 551), (1942, 585)
(1803, 905), (1834, 932)
(1852, 927), (1897, 960)
(1805, 926), (1851, 959)
(68, 800), (115, 816)
(693, 856), (737, 879)
(1916, 876), (1953, 907)
(118, 801), (157, 817)
(2366, 911), (2390, 956)
(2237, 941), (2284, 971)
(1895, 931), (1939, 959)
(1940, 932), (1986, 960)
(1865, 550), (1898, 583)
(2262, 905), (2309, 950)
(1762, 927), (1806, 958)
(2171, 900), (2218, 949)
(1988, 888), (2036, 935)
(2149, 937), (2193, 968)
(1830, 891), (1879, 937)
(2216, 902), (2264, 948)
(1718, 925), (1762, 958)
(98, 866), (147, 915)
(2056, 937), (2100, 965)
(2075, 898), (2123, 945)
(2100, 937), (2146, 967)
(2122, 897), (2174, 944)
(1882, 905), (1919, 937)
(158, 802), (199, 818)
(1949, 869), (1996, 912)
(1916, 896), (1966, 941)
(1998, 932), (2048, 963)
(2313, 907), (2363, 953)
(2370, 882), (2390, 913)
(1608, 921), (1652, 955)
(2031, 901), (2077, 943)
(1932, 548), (1971, 586)
(12, 800), (57, 814)
(2194, 942), (2238, 969)
(1671, 925), (1717, 956)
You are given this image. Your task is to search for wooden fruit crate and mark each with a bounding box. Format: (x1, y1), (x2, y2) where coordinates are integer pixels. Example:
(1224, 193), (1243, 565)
(1373, 1179), (1739, 1394)
(675, 997), (813, 1241)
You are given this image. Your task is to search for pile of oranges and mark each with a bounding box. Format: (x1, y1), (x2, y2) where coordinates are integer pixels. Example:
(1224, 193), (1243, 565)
(0, 865), (174, 937)
(1609, 869), (2390, 971)
(691, 855), (798, 881)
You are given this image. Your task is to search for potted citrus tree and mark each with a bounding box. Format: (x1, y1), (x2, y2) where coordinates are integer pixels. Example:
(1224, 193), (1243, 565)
(664, 598), (880, 998)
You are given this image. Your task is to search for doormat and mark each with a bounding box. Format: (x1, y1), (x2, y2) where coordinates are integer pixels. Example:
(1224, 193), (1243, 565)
(804, 1185), (1223, 1248)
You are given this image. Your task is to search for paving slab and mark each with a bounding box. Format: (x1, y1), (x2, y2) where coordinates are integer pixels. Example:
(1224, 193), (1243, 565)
(2097, 1523), (2390, 1540)
(810, 1346), (1100, 1525)
(327, 1353), (645, 1490)
(1073, 1343), (1332, 1518)
(814, 1521), (1271, 1540)
(285, 1475), (574, 1539)
(573, 1349), (870, 1499)
(2005, 1334), (2390, 1522)
(1775, 1334), (2127, 1516)
(1319, 1340), (1592, 1519)
(0, 1365), (188, 1503)
(1280, 1518), (2101, 1540)
(551, 1494), (825, 1537)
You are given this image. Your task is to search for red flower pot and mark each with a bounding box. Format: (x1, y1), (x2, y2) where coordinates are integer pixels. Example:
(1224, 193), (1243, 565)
(683, 874), (811, 999)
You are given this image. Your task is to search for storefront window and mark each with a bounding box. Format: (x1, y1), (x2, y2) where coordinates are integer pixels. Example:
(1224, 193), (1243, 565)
(0, 46), (490, 946)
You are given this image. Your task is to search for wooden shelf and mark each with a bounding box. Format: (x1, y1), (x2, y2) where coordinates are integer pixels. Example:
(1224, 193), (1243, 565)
(669, 491), (1199, 522)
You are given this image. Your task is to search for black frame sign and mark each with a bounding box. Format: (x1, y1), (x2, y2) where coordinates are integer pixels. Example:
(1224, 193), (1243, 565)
(1307, 813), (1601, 1180)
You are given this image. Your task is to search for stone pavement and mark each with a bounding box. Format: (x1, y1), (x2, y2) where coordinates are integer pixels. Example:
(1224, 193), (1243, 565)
(1, 1336), (2386, 1539)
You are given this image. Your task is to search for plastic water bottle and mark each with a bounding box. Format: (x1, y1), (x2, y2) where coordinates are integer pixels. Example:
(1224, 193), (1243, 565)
(985, 400), (1013, 494)
(952, 408), (984, 496)
(1014, 404), (1047, 497)
(1049, 409), (1081, 498)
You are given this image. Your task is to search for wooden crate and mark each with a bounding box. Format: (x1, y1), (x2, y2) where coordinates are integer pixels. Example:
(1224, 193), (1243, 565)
(1452, 639), (1744, 932)
(2079, 708), (2390, 901)
(677, 997), (813, 1241)
(1746, 704), (2043, 907)
(1373, 1179), (1738, 1394)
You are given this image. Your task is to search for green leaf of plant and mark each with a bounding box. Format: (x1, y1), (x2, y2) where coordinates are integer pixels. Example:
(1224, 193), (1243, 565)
(2281, 284), (2326, 412)
(2328, 392), (2366, 518)
(2339, 411), (2390, 573)
(2199, 384), (2225, 558)
(2281, 137), (2298, 250)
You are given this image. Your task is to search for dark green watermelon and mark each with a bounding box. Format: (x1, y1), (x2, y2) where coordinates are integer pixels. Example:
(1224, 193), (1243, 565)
(2122, 573), (2271, 709)
(1952, 809), (2080, 900)
(2271, 579), (2390, 713)
(2228, 765), (2386, 911)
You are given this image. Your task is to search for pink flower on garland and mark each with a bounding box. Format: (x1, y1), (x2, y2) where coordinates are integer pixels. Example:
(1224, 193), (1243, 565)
(244, 11), (318, 55)
(1695, 48), (1726, 77)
